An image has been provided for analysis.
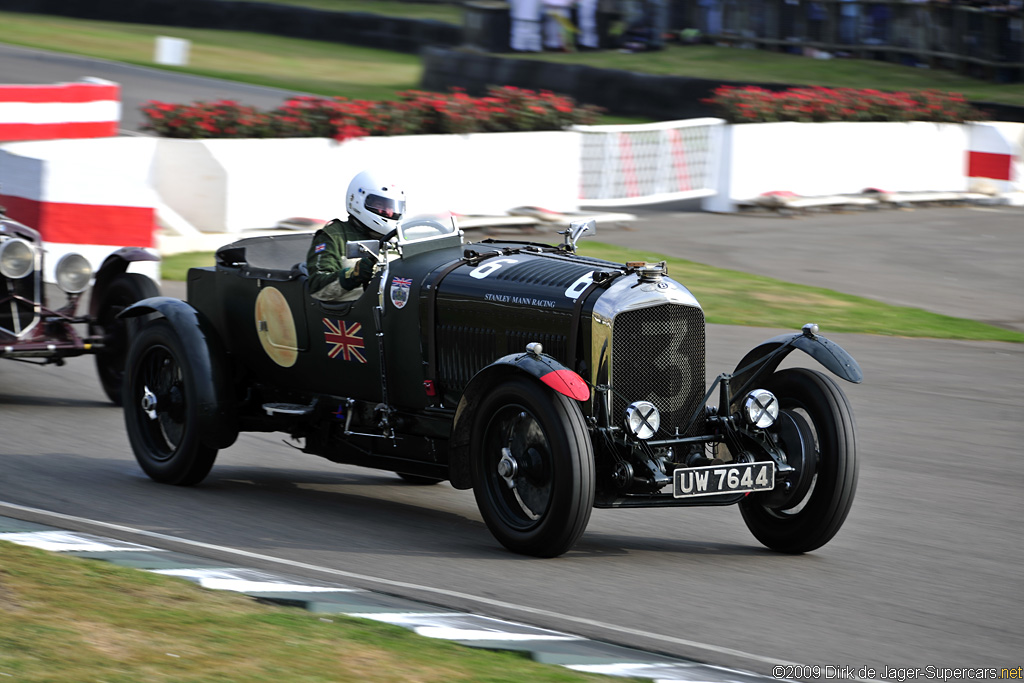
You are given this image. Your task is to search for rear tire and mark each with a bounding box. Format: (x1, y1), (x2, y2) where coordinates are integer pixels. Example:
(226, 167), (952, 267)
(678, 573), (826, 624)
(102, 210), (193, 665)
(91, 273), (159, 405)
(123, 319), (217, 486)
(470, 377), (594, 557)
(740, 368), (858, 553)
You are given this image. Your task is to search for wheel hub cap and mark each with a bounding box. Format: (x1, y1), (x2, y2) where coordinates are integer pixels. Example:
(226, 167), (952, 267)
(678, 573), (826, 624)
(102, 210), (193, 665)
(498, 448), (519, 484)
(141, 386), (159, 420)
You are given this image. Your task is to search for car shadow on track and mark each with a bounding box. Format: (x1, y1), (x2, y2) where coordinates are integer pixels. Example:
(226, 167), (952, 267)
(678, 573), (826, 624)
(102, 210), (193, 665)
(0, 392), (111, 408)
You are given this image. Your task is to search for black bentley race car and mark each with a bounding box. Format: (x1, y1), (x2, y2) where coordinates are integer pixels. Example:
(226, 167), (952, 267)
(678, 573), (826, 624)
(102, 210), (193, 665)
(119, 217), (861, 557)
(1, 205), (160, 404)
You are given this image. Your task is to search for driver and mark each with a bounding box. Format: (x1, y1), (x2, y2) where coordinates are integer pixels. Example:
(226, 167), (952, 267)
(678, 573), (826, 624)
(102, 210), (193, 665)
(306, 170), (406, 302)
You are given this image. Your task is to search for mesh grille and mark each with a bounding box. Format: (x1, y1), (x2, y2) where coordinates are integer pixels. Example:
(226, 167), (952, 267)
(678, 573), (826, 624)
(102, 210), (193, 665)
(437, 324), (497, 393)
(612, 304), (705, 436)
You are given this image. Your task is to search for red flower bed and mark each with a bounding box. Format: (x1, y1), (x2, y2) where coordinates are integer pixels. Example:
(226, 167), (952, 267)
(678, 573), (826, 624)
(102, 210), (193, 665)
(703, 86), (985, 124)
(140, 87), (603, 140)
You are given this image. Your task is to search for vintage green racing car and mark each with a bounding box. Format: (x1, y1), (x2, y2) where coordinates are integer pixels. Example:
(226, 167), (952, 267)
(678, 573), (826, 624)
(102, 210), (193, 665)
(119, 216), (861, 557)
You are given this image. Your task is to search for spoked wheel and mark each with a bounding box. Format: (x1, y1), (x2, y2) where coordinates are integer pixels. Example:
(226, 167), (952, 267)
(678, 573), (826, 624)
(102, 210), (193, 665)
(90, 273), (159, 405)
(470, 377), (594, 558)
(123, 320), (217, 486)
(741, 368), (858, 553)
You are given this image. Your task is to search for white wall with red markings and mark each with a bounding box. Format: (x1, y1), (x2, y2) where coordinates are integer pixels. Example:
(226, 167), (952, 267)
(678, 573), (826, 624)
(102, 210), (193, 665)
(1, 77), (1022, 268)
(0, 79), (158, 282)
(967, 122), (1024, 196)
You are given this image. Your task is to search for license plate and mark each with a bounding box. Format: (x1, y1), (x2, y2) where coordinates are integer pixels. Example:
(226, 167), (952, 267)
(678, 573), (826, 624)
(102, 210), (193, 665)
(672, 461), (775, 499)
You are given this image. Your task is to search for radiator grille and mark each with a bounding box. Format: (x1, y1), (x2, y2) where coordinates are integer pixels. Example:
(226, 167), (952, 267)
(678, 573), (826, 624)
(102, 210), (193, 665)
(611, 304), (705, 436)
(0, 276), (38, 338)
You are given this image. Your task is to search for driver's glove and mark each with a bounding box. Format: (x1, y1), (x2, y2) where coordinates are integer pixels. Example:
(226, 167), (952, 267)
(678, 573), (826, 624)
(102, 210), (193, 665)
(341, 256), (376, 290)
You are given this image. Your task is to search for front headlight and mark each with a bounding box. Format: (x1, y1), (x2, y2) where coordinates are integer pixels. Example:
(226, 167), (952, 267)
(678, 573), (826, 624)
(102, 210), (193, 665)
(0, 238), (35, 279)
(55, 253), (93, 294)
(625, 400), (660, 440)
(743, 389), (779, 429)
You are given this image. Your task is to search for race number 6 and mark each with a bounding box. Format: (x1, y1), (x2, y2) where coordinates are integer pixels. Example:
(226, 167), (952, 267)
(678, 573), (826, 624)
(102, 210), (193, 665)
(469, 258), (520, 279)
(564, 272), (595, 299)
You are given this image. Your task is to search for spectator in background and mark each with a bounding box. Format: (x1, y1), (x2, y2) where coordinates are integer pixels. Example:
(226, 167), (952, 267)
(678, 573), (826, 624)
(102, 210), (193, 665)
(807, 1), (826, 42)
(543, 0), (575, 50)
(510, 0), (544, 51)
(697, 0), (722, 38)
(864, 1), (889, 44)
(839, 0), (860, 45)
(577, 0), (600, 48)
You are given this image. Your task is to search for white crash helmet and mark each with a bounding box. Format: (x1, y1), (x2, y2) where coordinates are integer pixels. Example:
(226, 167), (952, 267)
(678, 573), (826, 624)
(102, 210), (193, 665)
(346, 171), (406, 236)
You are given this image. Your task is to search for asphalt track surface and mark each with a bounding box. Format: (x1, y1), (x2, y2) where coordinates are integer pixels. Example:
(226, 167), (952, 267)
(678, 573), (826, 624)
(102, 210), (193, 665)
(3, 42), (1024, 680)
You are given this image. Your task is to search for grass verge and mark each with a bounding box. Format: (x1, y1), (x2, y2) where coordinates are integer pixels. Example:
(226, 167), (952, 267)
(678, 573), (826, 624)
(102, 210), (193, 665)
(160, 244), (1024, 343)
(0, 541), (623, 683)
(0, 11), (423, 101)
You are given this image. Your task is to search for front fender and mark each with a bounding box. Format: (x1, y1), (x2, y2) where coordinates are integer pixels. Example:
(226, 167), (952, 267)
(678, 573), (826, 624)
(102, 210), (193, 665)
(89, 248), (161, 318)
(120, 297), (238, 449)
(446, 352), (590, 490)
(731, 328), (863, 400)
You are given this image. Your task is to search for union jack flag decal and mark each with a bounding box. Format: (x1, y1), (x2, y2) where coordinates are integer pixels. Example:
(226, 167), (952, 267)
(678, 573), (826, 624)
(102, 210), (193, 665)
(323, 318), (366, 363)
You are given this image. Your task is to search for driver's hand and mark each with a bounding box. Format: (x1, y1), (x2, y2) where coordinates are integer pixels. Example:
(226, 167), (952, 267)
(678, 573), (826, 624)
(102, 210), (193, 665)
(354, 255), (376, 284)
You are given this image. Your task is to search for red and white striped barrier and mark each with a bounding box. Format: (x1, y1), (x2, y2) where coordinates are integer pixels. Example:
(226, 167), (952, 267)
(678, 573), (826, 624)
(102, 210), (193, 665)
(967, 122), (1023, 195)
(0, 79), (157, 280)
(0, 79), (121, 141)
(0, 138), (159, 282)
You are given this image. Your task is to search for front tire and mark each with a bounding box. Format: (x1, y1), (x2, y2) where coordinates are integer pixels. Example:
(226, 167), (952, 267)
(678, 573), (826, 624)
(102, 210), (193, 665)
(91, 273), (159, 405)
(470, 376), (594, 557)
(740, 368), (858, 553)
(123, 319), (218, 486)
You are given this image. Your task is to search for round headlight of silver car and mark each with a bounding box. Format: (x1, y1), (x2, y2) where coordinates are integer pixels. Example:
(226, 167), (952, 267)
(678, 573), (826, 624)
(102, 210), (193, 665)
(743, 389), (780, 429)
(0, 237), (35, 279)
(55, 253), (93, 294)
(624, 400), (660, 440)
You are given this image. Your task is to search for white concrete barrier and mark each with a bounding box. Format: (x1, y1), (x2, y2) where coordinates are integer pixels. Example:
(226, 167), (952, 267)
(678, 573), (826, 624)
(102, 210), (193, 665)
(151, 131), (582, 232)
(703, 122), (971, 213)
(0, 138), (159, 282)
(1, 107), (1015, 265)
(0, 79), (121, 141)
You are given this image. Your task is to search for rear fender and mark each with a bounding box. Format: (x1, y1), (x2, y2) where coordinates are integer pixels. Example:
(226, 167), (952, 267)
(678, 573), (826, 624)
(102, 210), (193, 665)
(120, 297), (238, 449)
(88, 248), (160, 318)
(731, 328), (863, 407)
(446, 352), (590, 490)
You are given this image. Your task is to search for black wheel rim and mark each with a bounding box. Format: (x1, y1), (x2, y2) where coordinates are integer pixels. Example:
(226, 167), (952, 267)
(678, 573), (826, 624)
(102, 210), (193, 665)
(482, 405), (554, 531)
(763, 403), (820, 517)
(135, 343), (187, 462)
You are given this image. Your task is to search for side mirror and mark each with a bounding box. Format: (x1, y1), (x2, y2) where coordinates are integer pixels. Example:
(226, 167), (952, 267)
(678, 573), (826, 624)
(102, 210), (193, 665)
(346, 240), (381, 260)
(563, 219), (596, 253)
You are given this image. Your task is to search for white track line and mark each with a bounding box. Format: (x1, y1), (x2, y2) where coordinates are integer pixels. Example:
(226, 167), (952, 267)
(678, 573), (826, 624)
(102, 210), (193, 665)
(0, 500), (805, 670)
